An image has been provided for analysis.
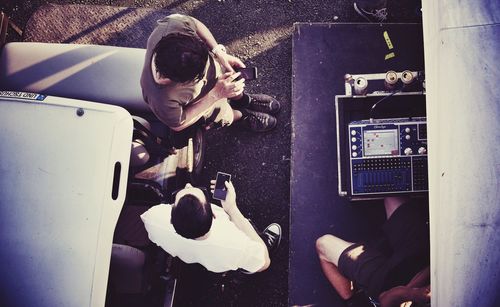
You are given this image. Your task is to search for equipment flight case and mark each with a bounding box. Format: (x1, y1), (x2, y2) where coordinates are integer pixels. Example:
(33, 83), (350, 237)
(335, 71), (428, 200)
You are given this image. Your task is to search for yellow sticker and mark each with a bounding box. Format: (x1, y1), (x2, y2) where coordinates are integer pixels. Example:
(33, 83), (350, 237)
(385, 52), (395, 60)
(383, 31), (394, 50)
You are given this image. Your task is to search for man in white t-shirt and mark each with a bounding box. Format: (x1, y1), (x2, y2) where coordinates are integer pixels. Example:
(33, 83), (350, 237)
(140, 180), (281, 273)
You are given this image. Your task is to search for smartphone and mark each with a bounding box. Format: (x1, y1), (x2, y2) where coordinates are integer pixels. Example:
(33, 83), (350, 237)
(213, 172), (231, 201)
(235, 67), (258, 81)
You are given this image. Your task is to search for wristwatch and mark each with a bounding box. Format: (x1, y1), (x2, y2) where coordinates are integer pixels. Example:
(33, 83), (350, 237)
(211, 44), (226, 56)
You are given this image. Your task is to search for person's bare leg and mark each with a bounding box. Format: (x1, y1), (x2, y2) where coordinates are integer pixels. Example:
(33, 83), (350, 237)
(384, 196), (409, 220)
(233, 109), (242, 122)
(318, 257), (354, 299)
(316, 235), (355, 300)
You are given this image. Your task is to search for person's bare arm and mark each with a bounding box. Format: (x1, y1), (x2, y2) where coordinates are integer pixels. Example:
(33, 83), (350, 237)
(406, 266), (430, 288)
(379, 267), (431, 307)
(170, 72), (244, 131)
(210, 180), (271, 271)
(190, 17), (217, 52)
(379, 285), (430, 307)
(190, 16), (245, 72)
(225, 205), (271, 272)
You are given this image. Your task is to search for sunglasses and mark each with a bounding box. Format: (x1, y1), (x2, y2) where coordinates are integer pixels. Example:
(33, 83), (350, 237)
(171, 186), (211, 204)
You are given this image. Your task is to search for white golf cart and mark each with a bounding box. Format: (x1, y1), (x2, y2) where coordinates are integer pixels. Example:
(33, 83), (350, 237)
(0, 13), (206, 307)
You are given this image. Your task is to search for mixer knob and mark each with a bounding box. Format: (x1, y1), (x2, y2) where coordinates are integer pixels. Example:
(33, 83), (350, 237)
(352, 145), (357, 150)
(352, 152), (358, 157)
(351, 137), (356, 143)
(418, 147), (427, 154)
(405, 127), (411, 133)
(404, 148), (413, 155)
(405, 135), (411, 140)
(351, 130), (357, 136)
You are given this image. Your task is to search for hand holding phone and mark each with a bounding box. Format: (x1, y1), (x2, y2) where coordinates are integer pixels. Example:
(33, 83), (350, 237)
(235, 67), (258, 81)
(215, 72), (245, 99)
(211, 177), (238, 215)
(212, 172), (231, 201)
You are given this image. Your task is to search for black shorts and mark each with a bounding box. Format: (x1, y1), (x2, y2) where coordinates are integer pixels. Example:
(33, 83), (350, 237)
(338, 201), (430, 297)
(338, 242), (389, 297)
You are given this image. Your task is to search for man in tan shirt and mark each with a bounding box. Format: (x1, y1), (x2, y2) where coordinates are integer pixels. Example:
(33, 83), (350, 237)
(140, 14), (281, 133)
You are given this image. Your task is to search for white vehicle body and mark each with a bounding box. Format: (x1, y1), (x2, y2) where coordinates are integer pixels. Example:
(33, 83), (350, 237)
(0, 42), (188, 307)
(0, 93), (132, 306)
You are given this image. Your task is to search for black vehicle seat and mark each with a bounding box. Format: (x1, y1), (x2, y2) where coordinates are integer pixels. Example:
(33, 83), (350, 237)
(109, 182), (168, 304)
(109, 244), (147, 294)
(107, 242), (172, 307)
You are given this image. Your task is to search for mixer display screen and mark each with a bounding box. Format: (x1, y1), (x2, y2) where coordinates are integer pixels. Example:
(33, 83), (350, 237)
(348, 117), (428, 196)
(363, 129), (398, 156)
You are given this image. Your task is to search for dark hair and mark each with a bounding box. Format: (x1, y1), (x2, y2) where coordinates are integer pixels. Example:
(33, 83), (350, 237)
(153, 33), (209, 83)
(171, 193), (213, 239)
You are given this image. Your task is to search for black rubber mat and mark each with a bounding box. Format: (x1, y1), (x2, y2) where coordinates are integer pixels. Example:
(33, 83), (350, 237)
(290, 23), (425, 307)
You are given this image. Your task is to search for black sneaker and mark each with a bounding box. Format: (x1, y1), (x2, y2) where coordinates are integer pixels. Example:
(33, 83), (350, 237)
(262, 223), (282, 255)
(240, 109), (277, 132)
(247, 94), (281, 115)
(354, 1), (388, 23)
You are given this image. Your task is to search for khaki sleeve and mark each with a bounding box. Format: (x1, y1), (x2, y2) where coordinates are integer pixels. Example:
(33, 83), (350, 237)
(151, 99), (186, 128)
(155, 13), (197, 37)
